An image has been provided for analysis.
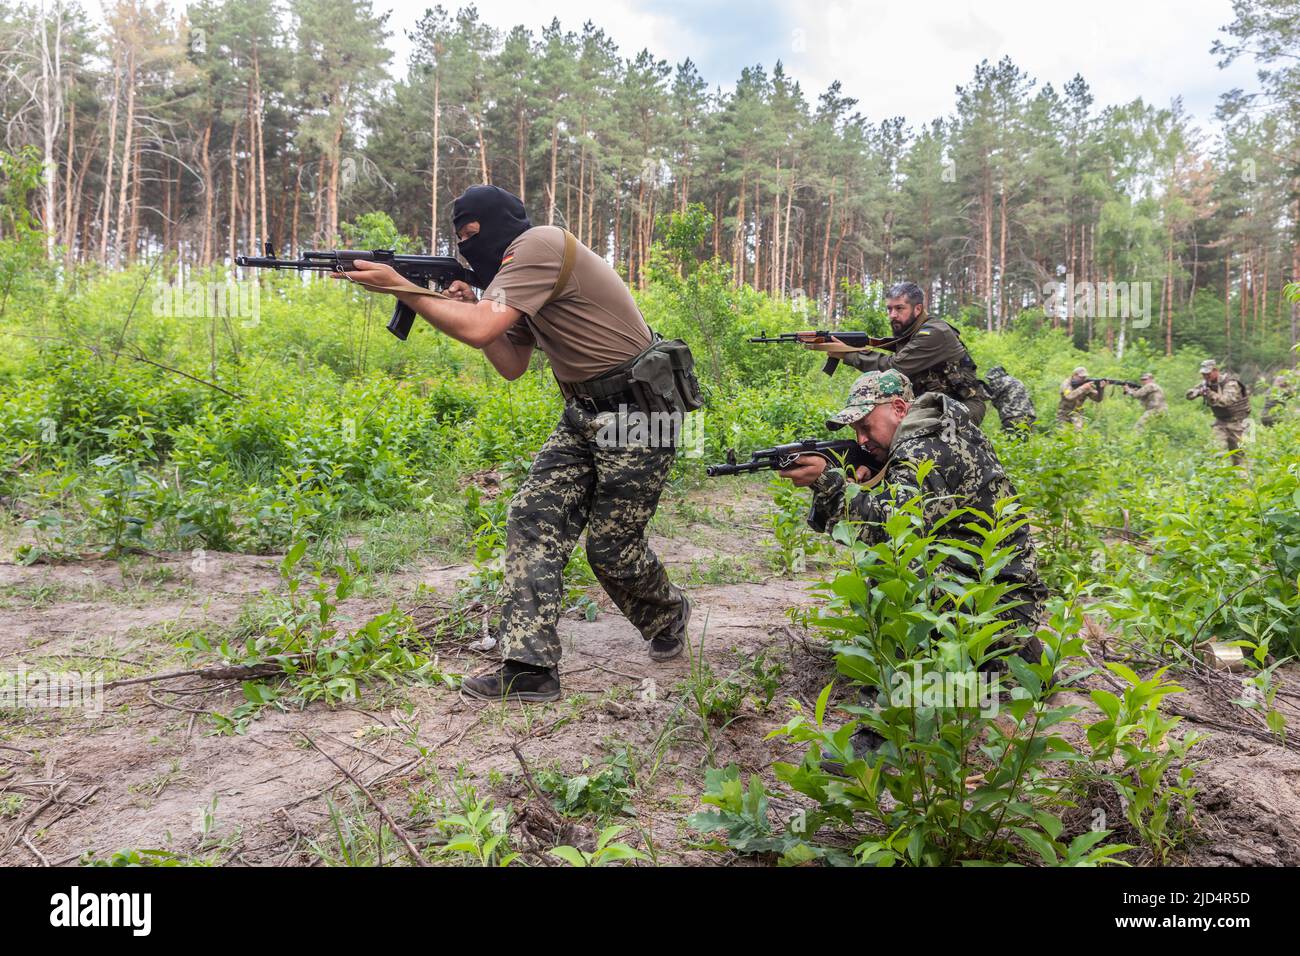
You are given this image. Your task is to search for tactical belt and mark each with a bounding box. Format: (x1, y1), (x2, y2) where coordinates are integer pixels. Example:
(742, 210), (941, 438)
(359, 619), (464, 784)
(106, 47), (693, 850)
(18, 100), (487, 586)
(561, 346), (650, 415)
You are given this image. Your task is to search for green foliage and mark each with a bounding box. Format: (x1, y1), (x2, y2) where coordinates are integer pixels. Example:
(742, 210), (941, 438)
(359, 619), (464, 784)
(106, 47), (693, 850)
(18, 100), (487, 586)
(1084, 664), (1204, 864)
(536, 750), (635, 820)
(693, 483), (1191, 866)
(339, 211), (417, 252)
(81, 848), (217, 867)
(431, 782), (519, 867)
(182, 539), (452, 733)
(549, 826), (649, 867)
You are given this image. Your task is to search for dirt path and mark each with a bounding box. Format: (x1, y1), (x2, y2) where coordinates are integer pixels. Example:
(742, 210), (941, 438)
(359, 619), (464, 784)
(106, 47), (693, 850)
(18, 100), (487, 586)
(1, 488), (1298, 867)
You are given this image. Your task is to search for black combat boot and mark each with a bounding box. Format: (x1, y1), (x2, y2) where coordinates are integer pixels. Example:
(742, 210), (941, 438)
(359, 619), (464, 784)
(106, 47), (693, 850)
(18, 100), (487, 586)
(462, 659), (561, 703)
(648, 594), (691, 662)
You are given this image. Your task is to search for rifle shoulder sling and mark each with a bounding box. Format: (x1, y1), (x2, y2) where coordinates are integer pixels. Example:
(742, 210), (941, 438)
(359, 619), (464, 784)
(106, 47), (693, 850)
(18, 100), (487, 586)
(542, 229), (578, 309)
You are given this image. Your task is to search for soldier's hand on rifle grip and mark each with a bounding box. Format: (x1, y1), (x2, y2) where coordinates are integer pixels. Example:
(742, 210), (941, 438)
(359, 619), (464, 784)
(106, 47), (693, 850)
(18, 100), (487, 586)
(444, 279), (477, 303)
(778, 454), (828, 487)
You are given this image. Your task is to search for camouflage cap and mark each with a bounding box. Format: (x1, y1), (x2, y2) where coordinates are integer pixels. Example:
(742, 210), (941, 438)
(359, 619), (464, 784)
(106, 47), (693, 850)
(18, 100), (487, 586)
(1200, 359), (1218, 373)
(1141, 372), (1154, 381)
(826, 369), (914, 430)
(1073, 366), (1089, 377)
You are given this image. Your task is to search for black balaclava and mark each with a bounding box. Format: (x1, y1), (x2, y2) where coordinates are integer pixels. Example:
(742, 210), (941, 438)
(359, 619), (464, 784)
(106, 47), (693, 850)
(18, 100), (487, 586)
(452, 185), (532, 289)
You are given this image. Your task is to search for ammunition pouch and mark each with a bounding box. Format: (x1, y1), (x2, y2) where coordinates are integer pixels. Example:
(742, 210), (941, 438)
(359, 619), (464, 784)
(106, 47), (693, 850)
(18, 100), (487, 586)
(628, 336), (705, 417)
(565, 335), (705, 421)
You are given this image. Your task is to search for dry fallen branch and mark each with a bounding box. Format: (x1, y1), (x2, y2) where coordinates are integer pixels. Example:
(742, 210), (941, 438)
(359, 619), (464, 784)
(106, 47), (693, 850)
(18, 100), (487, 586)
(299, 733), (428, 867)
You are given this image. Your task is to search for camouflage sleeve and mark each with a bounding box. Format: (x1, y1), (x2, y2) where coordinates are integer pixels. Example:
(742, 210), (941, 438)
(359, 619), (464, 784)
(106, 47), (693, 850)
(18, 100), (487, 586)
(807, 456), (947, 544)
(807, 470), (848, 533)
(1063, 382), (1094, 401)
(1185, 385), (1205, 400)
(1128, 383), (1153, 400)
(1205, 379), (1243, 408)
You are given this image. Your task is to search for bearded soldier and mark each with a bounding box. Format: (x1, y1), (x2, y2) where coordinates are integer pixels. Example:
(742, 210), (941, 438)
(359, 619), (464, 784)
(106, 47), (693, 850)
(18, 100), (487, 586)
(984, 365), (1036, 436)
(1123, 372), (1167, 431)
(1186, 359), (1250, 463)
(1056, 366), (1103, 428)
(804, 282), (987, 424)
(338, 185), (696, 702)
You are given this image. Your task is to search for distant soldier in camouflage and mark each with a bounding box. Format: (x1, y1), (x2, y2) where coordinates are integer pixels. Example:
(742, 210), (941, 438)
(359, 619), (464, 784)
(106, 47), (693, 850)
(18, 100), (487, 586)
(1261, 373), (1295, 427)
(1056, 366), (1103, 428)
(985, 365), (1036, 436)
(1123, 372), (1167, 431)
(1186, 359), (1250, 464)
(779, 369), (1048, 640)
(804, 281), (987, 424)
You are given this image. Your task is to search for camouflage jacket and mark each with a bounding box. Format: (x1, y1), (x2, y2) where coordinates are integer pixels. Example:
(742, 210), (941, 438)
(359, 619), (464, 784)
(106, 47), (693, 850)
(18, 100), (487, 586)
(842, 316), (986, 424)
(985, 370), (1037, 426)
(1126, 382), (1167, 412)
(807, 393), (1047, 617)
(1262, 390), (1292, 425)
(1056, 377), (1102, 421)
(1186, 374), (1249, 422)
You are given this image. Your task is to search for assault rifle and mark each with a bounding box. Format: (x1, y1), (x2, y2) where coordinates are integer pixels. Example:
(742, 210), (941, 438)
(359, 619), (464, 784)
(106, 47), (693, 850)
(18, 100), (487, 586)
(233, 244), (470, 341)
(749, 330), (898, 375)
(1085, 377), (1141, 394)
(706, 438), (879, 477)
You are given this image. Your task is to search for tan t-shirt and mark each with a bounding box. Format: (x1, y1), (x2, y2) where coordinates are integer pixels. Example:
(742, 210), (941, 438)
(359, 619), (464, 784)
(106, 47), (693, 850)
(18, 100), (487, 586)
(485, 225), (652, 383)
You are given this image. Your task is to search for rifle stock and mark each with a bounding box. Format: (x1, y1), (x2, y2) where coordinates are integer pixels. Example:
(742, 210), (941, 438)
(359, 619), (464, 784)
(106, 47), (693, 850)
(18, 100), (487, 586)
(749, 330), (898, 375)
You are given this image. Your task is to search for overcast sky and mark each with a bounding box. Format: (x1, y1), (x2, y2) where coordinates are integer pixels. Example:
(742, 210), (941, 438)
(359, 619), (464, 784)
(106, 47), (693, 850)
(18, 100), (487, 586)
(377, 0), (1263, 128)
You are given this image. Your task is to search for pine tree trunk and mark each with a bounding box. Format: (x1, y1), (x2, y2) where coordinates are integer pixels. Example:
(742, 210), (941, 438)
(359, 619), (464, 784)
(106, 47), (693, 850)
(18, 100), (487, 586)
(431, 70), (440, 250)
(228, 124), (240, 264)
(113, 47), (136, 266)
(200, 122), (213, 266)
(998, 187), (1008, 328)
(99, 52), (121, 264)
(255, 51), (268, 250)
(547, 123), (558, 225)
(62, 95), (75, 267)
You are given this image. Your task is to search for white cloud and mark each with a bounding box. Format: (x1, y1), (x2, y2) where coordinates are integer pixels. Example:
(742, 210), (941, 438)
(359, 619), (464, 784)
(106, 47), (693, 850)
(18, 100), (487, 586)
(379, 0), (1262, 126)
(779, 0), (1260, 124)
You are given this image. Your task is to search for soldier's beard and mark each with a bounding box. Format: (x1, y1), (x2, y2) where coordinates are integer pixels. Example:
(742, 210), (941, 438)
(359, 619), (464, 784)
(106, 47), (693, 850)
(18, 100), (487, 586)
(891, 312), (920, 335)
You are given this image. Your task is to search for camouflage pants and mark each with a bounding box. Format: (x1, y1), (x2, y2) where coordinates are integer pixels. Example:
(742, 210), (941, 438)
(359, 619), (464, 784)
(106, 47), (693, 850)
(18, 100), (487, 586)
(1211, 418), (1248, 464)
(1056, 407), (1086, 430)
(498, 403), (684, 669)
(1135, 408), (1164, 432)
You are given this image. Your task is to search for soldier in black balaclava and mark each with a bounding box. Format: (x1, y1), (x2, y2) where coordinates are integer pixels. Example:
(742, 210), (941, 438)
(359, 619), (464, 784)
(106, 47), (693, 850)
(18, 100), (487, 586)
(336, 185), (693, 704)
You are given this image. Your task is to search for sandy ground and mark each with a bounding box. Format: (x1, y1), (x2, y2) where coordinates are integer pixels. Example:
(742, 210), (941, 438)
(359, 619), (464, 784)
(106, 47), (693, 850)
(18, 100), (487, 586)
(1, 485), (1298, 867)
